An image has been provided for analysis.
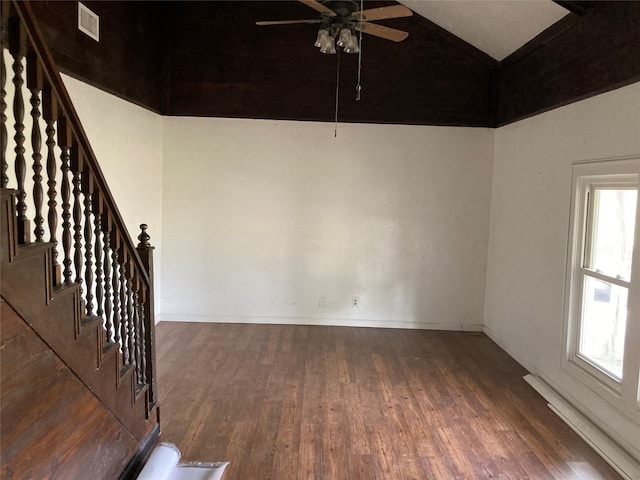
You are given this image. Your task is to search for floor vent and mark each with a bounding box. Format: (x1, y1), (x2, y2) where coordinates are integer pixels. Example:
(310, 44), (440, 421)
(78, 2), (99, 42)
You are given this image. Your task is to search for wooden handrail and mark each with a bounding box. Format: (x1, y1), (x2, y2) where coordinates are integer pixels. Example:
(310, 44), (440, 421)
(8, 0), (150, 288)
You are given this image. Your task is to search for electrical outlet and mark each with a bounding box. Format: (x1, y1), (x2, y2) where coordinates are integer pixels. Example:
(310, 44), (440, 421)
(352, 296), (359, 307)
(319, 296), (327, 308)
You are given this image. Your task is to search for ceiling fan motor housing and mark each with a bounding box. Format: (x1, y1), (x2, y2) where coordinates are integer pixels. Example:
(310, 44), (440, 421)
(320, 0), (360, 35)
(256, 1), (412, 45)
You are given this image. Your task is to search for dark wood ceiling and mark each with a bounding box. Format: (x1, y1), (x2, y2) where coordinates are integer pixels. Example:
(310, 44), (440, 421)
(165, 1), (497, 126)
(28, 0), (640, 127)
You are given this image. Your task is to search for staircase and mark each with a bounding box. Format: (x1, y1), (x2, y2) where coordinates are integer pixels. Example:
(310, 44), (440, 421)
(1, 1), (159, 478)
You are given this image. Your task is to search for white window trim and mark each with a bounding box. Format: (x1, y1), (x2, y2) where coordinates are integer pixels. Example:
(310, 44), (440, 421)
(562, 157), (640, 418)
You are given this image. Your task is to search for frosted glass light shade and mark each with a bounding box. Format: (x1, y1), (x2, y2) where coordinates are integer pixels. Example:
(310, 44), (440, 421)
(344, 35), (360, 53)
(320, 35), (336, 54)
(337, 28), (352, 47)
(315, 29), (329, 48)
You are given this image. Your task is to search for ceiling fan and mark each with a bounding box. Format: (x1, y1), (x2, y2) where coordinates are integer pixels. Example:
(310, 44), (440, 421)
(256, 0), (413, 54)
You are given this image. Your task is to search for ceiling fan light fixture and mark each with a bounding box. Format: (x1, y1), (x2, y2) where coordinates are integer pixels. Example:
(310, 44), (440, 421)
(256, 1), (413, 52)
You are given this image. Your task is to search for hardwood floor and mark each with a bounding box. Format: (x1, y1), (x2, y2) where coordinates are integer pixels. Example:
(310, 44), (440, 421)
(156, 322), (622, 480)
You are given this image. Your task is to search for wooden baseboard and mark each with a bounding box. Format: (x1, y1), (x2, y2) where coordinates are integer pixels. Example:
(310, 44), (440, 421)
(119, 423), (160, 480)
(156, 313), (483, 332)
(524, 374), (640, 480)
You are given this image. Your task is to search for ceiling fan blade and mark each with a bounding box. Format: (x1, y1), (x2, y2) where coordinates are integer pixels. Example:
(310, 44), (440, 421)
(351, 5), (413, 21)
(256, 19), (323, 26)
(298, 0), (337, 17)
(355, 22), (409, 42)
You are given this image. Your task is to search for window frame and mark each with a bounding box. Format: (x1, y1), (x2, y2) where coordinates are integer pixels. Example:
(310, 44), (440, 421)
(562, 158), (640, 414)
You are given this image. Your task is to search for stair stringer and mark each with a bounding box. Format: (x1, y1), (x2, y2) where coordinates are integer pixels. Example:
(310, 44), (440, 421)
(0, 298), (141, 479)
(0, 189), (153, 441)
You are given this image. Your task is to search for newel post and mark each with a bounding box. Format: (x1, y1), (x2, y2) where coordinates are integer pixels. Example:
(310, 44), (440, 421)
(136, 223), (158, 408)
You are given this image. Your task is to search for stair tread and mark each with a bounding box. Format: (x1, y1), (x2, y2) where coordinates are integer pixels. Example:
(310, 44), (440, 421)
(0, 188), (19, 196)
(135, 383), (149, 399)
(81, 315), (102, 328)
(120, 363), (135, 379)
(103, 341), (118, 356)
(11, 241), (55, 260)
(52, 281), (80, 296)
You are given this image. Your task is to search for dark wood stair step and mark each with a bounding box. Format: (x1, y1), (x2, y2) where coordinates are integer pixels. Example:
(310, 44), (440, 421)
(13, 241), (55, 260)
(81, 314), (102, 328)
(103, 340), (118, 357)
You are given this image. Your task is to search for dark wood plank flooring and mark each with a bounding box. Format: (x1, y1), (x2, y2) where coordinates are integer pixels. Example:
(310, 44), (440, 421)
(156, 322), (622, 480)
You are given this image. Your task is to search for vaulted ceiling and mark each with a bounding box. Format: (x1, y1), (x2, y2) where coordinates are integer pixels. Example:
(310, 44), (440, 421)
(166, 0), (499, 125)
(29, 1), (640, 127)
(398, 0), (568, 60)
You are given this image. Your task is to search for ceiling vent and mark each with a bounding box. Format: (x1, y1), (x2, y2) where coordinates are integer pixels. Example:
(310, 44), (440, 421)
(78, 2), (99, 42)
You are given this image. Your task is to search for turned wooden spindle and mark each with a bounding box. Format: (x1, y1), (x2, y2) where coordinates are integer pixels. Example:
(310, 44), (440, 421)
(134, 290), (143, 383)
(28, 54), (44, 242)
(111, 243), (121, 346)
(129, 282), (137, 369)
(93, 200), (104, 318)
(58, 116), (74, 283)
(124, 275), (133, 366)
(45, 119), (57, 237)
(83, 190), (94, 315)
(71, 161), (83, 286)
(59, 145), (72, 283)
(138, 300), (147, 384)
(1, 49), (8, 189)
(11, 44), (28, 242)
(119, 257), (129, 363)
(43, 90), (59, 278)
(102, 219), (113, 340)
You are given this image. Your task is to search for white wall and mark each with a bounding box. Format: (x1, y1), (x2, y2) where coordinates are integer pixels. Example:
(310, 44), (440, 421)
(62, 75), (164, 315)
(161, 118), (494, 330)
(485, 83), (640, 460)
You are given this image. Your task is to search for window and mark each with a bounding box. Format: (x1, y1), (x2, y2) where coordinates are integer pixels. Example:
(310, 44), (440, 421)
(564, 158), (640, 409)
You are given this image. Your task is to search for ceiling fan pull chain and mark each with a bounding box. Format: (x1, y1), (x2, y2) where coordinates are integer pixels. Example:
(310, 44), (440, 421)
(356, 0), (363, 101)
(356, 31), (363, 101)
(334, 49), (340, 138)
